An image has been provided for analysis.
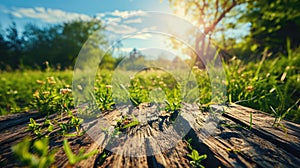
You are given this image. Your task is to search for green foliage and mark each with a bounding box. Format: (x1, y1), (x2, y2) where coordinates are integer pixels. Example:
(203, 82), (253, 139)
(165, 0), (248, 67)
(122, 120), (140, 129)
(226, 148), (241, 154)
(95, 151), (110, 166)
(28, 112), (84, 137)
(186, 138), (207, 168)
(127, 69), (184, 107)
(115, 115), (140, 132)
(0, 70), (72, 115)
(224, 46), (300, 123)
(58, 114), (84, 136)
(239, 0), (300, 54)
(192, 67), (211, 106)
(1, 44), (300, 127)
(31, 76), (73, 114)
(129, 87), (149, 106)
(44, 118), (55, 132)
(2, 48), (300, 124)
(165, 99), (181, 122)
(165, 99), (181, 112)
(0, 19), (107, 70)
(28, 118), (42, 137)
(12, 137), (57, 168)
(99, 53), (117, 70)
(187, 150), (207, 168)
(63, 139), (98, 165)
(1, 22), (22, 70)
(94, 84), (115, 111)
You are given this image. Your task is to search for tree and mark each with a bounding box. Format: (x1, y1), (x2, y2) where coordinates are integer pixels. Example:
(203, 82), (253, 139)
(21, 19), (107, 69)
(22, 23), (59, 68)
(0, 19), (109, 70)
(4, 22), (23, 69)
(99, 52), (117, 70)
(57, 19), (105, 66)
(240, 0), (300, 55)
(0, 26), (9, 70)
(165, 0), (247, 67)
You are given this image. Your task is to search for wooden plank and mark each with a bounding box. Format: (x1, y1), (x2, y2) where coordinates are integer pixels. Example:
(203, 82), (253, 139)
(0, 104), (300, 168)
(222, 104), (300, 158)
(0, 111), (43, 131)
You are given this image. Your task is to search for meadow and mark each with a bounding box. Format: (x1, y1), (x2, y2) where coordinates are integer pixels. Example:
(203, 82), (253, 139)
(1, 47), (299, 124)
(0, 48), (299, 167)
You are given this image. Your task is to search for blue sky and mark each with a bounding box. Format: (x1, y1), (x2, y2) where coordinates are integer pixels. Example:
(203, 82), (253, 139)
(0, 0), (172, 29)
(0, 0), (180, 58)
(0, 0), (249, 60)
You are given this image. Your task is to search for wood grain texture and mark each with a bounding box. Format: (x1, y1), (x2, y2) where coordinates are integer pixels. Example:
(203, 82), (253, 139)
(0, 103), (299, 168)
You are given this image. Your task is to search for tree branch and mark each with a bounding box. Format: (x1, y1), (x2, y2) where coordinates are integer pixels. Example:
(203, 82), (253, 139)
(214, 0), (219, 22)
(205, 0), (237, 34)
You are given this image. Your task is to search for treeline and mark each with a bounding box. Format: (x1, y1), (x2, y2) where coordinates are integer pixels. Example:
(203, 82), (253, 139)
(0, 19), (112, 70)
(226, 0), (300, 59)
(1, 0), (300, 71)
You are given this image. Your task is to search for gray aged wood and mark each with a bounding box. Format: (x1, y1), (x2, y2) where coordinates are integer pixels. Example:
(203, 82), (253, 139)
(0, 103), (299, 168)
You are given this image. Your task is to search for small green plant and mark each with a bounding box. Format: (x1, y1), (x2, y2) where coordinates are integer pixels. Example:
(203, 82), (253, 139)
(115, 115), (140, 132)
(165, 99), (181, 122)
(56, 115), (84, 137)
(165, 99), (181, 112)
(28, 118), (42, 137)
(186, 138), (207, 168)
(94, 84), (115, 111)
(95, 150), (110, 166)
(270, 106), (288, 134)
(28, 113), (84, 137)
(271, 98), (300, 127)
(31, 77), (73, 114)
(187, 149), (207, 168)
(129, 83), (149, 106)
(226, 148), (241, 154)
(12, 137), (57, 168)
(63, 139), (98, 165)
(44, 118), (54, 132)
(69, 115), (84, 134)
(58, 122), (69, 135)
(122, 119), (140, 129)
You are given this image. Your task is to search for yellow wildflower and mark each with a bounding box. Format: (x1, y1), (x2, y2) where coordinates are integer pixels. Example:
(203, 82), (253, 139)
(60, 88), (72, 94)
(36, 80), (45, 84)
(105, 85), (113, 88)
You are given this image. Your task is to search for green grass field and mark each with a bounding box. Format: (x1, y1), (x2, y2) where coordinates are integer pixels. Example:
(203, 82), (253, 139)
(1, 51), (299, 168)
(1, 50), (299, 124)
(0, 70), (73, 115)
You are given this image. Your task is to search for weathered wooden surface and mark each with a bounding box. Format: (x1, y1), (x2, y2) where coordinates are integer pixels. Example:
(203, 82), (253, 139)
(0, 103), (300, 168)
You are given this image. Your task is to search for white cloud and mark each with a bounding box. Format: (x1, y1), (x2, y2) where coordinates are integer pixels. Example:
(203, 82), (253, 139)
(1, 5), (149, 25)
(11, 11), (22, 18)
(106, 17), (122, 23)
(129, 33), (152, 39)
(35, 7), (45, 13)
(96, 13), (105, 19)
(123, 18), (143, 24)
(8, 7), (92, 23)
(1, 6), (152, 36)
(110, 10), (146, 19)
(106, 22), (137, 34)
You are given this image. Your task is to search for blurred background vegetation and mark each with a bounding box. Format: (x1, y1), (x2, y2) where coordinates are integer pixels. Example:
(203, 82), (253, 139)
(0, 0), (299, 123)
(0, 19), (116, 70)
